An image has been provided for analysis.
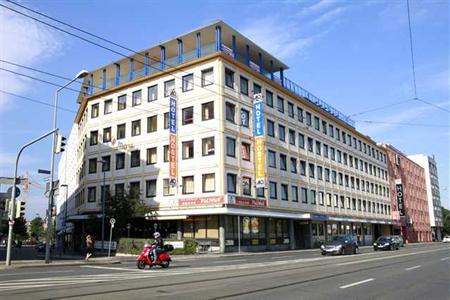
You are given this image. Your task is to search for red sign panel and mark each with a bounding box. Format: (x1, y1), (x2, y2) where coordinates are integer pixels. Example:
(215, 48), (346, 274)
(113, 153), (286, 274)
(178, 196), (224, 207)
(235, 197), (267, 207)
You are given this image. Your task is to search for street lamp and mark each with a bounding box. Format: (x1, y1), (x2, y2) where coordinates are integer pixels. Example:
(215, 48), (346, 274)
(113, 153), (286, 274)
(97, 159), (107, 254)
(45, 70), (88, 264)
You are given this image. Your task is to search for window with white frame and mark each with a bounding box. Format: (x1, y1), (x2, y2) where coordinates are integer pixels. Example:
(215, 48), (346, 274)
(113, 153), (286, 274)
(227, 173), (237, 193)
(242, 142), (251, 161)
(132, 90), (142, 106)
(202, 101), (214, 121)
(104, 100), (112, 114)
(182, 176), (194, 194)
(201, 68), (214, 86)
(202, 137), (215, 156)
(182, 74), (194, 92)
(131, 120), (141, 136)
(146, 147), (157, 165)
(148, 85), (158, 101)
(182, 106), (194, 125)
(226, 102), (235, 123)
(145, 179), (156, 197)
(242, 177), (251, 196)
(164, 79), (175, 97)
(202, 173), (215, 192)
(182, 141), (194, 159)
(163, 179), (175, 196)
(226, 137), (236, 157)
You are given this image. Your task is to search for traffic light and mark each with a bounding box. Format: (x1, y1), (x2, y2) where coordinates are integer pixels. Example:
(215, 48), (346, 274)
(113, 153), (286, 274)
(54, 134), (67, 154)
(15, 200), (26, 219)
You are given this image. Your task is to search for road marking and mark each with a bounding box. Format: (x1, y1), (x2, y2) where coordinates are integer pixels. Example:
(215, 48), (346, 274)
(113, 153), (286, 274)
(339, 278), (374, 289)
(335, 247), (448, 266)
(440, 257), (449, 261)
(405, 265), (421, 271)
(0, 270), (72, 277)
(212, 259), (247, 264)
(80, 265), (138, 271)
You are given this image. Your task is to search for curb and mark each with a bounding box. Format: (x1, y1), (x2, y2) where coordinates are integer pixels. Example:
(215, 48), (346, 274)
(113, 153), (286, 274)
(0, 259), (121, 270)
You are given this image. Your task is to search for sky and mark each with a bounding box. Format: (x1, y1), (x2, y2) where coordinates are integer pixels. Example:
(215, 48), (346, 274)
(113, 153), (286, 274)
(0, 0), (448, 220)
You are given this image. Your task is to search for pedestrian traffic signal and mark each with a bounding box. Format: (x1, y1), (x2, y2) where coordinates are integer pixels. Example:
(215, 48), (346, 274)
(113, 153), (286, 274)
(55, 134), (67, 154)
(15, 200), (25, 219)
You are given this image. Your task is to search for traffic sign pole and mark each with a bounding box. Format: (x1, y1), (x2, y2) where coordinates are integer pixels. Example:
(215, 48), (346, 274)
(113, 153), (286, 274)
(108, 218), (115, 257)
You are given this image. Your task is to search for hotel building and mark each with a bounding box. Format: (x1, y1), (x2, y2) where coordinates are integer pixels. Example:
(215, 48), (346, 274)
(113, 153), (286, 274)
(56, 21), (393, 252)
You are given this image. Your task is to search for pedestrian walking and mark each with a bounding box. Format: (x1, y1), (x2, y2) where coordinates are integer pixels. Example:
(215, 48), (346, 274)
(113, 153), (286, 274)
(85, 235), (94, 261)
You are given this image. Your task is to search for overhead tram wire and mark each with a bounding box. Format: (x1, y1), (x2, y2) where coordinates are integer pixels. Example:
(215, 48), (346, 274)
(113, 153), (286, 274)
(0, 90), (77, 113)
(348, 99), (412, 117)
(354, 120), (450, 128)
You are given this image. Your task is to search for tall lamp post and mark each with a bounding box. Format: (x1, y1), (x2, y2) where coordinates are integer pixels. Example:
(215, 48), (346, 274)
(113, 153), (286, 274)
(97, 159), (106, 254)
(45, 70), (88, 264)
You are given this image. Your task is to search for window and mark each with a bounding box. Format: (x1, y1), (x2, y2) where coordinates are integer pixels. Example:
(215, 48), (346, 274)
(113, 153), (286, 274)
(147, 116), (157, 132)
(164, 79), (175, 97)
(201, 68), (214, 86)
(290, 157), (297, 173)
(305, 112), (312, 126)
(278, 125), (286, 141)
(325, 168), (330, 182)
(202, 102), (214, 121)
(116, 153), (125, 170)
(104, 100), (112, 114)
(256, 187), (265, 198)
(115, 184), (125, 199)
(145, 180), (156, 197)
(330, 147), (335, 160)
(197, 173), (216, 198)
(148, 85), (158, 101)
(334, 195), (339, 207)
(299, 133), (305, 149)
(347, 197), (351, 209)
(291, 186), (298, 202)
(182, 176), (194, 194)
(307, 137), (314, 152)
(240, 76), (248, 95)
(352, 198), (357, 210)
(253, 83), (261, 94)
(289, 129), (296, 145)
(130, 150), (140, 168)
(102, 155), (111, 172)
(297, 107), (303, 122)
(118, 94), (126, 110)
(300, 160), (306, 176)
(227, 173), (237, 193)
(164, 112), (169, 129)
(242, 177), (251, 196)
(163, 179), (175, 196)
(226, 137), (236, 157)
(329, 124), (334, 137)
(202, 137), (215, 156)
(242, 142), (251, 161)
(117, 124), (126, 140)
(88, 187), (96, 203)
(163, 145), (169, 162)
(322, 120), (327, 134)
(266, 90), (273, 107)
(309, 163), (315, 178)
(323, 144), (329, 158)
(332, 170), (337, 184)
(88, 158), (97, 174)
(315, 141), (321, 155)
(268, 150), (276, 168)
(225, 102), (235, 123)
(146, 147), (157, 165)
(310, 190), (317, 205)
(182, 106), (194, 125)
(131, 120), (141, 136)
(336, 128), (340, 140)
(225, 68), (234, 88)
(277, 97), (284, 113)
(340, 196), (345, 208)
(182, 141), (194, 159)
(90, 130), (98, 146)
(240, 109), (250, 127)
(314, 116), (320, 130)
(132, 90), (142, 106)
(326, 193), (332, 207)
(337, 150), (342, 163)
(281, 184), (288, 201)
(103, 127), (111, 143)
(182, 74), (194, 92)
(287, 102), (294, 118)
(280, 154), (287, 171)
(317, 166), (323, 180)
(129, 182), (140, 198)
(267, 120), (275, 137)
(91, 103), (99, 118)
(319, 191), (324, 206)
(269, 181), (277, 199)
(301, 188), (308, 203)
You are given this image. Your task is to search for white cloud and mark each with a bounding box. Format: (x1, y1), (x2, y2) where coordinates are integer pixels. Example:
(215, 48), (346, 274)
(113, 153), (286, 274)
(308, 6), (348, 27)
(297, 0), (340, 17)
(0, 6), (63, 112)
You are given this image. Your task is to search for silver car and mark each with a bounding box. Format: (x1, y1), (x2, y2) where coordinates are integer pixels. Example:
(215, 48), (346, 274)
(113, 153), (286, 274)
(391, 235), (404, 247)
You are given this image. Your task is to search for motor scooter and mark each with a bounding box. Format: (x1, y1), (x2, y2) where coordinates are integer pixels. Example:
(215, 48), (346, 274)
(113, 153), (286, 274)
(136, 243), (173, 269)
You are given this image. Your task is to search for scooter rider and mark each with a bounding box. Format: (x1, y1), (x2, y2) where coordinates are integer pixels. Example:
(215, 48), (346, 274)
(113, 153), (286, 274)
(151, 232), (164, 263)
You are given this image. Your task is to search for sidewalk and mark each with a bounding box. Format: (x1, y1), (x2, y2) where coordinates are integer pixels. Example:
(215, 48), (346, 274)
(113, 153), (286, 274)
(0, 256), (121, 270)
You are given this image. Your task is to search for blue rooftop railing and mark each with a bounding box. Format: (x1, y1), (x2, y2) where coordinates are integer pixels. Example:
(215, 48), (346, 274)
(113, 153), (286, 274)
(89, 41), (354, 127)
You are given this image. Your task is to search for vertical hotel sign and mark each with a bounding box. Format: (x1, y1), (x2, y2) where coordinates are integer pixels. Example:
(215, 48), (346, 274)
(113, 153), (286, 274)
(253, 93), (265, 188)
(395, 179), (405, 216)
(169, 91), (177, 187)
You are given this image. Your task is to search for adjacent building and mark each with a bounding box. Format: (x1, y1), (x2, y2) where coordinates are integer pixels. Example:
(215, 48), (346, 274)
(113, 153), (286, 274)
(56, 21), (394, 253)
(408, 154), (444, 241)
(381, 144), (432, 243)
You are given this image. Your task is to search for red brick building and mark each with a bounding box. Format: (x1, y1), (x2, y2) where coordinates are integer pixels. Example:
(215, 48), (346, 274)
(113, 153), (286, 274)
(381, 144), (431, 243)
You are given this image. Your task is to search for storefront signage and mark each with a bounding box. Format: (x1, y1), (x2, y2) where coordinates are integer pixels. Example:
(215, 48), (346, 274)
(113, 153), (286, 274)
(253, 93), (266, 188)
(169, 92), (177, 187)
(395, 179), (405, 216)
(311, 214), (328, 221)
(242, 217), (250, 234)
(233, 196), (267, 207)
(251, 217), (259, 234)
(178, 196), (224, 207)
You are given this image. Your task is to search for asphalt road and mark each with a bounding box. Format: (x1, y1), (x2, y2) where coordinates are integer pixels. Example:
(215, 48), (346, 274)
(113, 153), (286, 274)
(0, 243), (448, 300)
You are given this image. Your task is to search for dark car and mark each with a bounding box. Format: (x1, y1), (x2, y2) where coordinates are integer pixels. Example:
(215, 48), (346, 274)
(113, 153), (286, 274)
(373, 236), (400, 251)
(321, 235), (359, 255)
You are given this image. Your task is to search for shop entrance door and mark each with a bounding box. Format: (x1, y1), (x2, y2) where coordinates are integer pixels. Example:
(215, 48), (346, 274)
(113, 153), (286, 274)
(295, 221), (311, 249)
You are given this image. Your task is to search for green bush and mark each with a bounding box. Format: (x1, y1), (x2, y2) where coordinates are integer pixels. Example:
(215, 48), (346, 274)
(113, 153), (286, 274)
(117, 238), (198, 255)
(183, 238), (198, 254)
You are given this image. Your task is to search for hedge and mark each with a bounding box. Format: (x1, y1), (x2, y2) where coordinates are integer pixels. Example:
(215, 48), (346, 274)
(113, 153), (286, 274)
(117, 238), (198, 255)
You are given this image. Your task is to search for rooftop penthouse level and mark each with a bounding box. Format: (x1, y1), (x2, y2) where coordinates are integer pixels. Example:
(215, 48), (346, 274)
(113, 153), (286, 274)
(78, 20), (355, 128)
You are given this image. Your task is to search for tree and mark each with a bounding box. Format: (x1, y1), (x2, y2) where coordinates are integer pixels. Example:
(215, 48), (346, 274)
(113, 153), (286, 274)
(104, 188), (155, 239)
(13, 217), (28, 241)
(442, 206), (450, 236)
(30, 216), (44, 242)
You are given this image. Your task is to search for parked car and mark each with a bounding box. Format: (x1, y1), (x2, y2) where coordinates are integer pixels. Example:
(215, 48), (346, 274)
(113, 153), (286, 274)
(35, 242), (55, 252)
(373, 236), (400, 251)
(392, 235), (404, 247)
(442, 236), (450, 243)
(321, 235), (359, 255)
